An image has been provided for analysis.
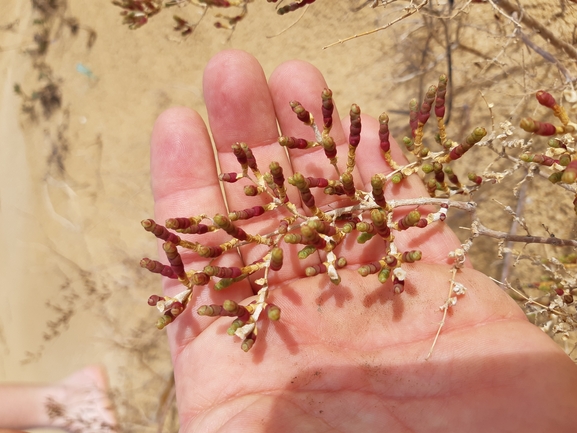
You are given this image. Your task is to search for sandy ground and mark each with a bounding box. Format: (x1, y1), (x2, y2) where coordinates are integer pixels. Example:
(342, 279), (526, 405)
(1, 0), (576, 431)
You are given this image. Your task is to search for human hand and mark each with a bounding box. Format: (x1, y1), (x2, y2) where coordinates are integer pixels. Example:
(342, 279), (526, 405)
(150, 50), (577, 432)
(0, 365), (116, 432)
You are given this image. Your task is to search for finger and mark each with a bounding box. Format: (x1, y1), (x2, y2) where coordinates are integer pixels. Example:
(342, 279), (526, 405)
(150, 106), (253, 344)
(202, 50), (312, 285)
(269, 64), (390, 268)
(203, 50), (294, 208)
(268, 60), (348, 210)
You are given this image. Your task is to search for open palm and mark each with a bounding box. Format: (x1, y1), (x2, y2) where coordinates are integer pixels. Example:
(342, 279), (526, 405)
(150, 50), (577, 432)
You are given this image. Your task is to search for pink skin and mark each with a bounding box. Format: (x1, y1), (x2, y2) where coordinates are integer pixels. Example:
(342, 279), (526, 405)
(150, 50), (577, 432)
(0, 365), (117, 432)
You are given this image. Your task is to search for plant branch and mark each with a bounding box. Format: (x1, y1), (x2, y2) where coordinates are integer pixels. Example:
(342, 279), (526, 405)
(472, 220), (577, 248)
(323, 0), (429, 49)
(491, 0), (577, 63)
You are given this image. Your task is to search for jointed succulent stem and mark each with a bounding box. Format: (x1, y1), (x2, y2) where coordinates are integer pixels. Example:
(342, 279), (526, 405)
(142, 80), (576, 353)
